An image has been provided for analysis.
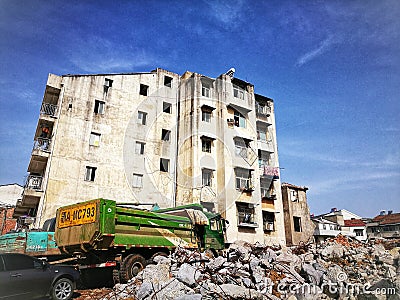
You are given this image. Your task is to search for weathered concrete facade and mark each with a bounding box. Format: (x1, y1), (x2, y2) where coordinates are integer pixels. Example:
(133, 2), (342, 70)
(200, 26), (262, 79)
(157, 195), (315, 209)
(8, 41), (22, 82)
(176, 72), (285, 245)
(15, 69), (286, 245)
(281, 183), (314, 245)
(15, 69), (180, 223)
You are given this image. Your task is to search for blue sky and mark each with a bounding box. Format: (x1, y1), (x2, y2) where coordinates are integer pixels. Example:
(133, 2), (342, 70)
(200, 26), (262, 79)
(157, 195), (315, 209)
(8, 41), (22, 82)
(0, 0), (399, 217)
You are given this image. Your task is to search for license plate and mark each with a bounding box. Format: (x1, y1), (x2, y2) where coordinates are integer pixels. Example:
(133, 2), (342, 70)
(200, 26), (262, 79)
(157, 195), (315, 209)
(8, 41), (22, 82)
(58, 202), (97, 228)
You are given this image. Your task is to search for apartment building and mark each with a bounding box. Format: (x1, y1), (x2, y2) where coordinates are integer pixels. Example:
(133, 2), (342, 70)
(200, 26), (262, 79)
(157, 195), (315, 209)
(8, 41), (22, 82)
(14, 68), (286, 245)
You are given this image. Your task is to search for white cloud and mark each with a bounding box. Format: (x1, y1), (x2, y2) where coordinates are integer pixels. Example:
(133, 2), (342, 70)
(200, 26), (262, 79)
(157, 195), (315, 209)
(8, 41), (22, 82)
(67, 36), (157, 73)
(296, 35), (335, 66)
(309, 171), (400, 195)
(206, 0), (247, 29)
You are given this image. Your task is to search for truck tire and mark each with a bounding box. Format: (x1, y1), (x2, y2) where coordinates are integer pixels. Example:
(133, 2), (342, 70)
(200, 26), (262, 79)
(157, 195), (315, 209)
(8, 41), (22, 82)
(120, 254), (146, 283)
(51, 278), (74, 300)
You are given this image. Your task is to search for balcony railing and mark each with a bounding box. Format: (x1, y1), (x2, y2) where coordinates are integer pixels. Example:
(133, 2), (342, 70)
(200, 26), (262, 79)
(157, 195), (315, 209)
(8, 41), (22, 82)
(255, 103), (271, 119)
(25, 175), (43, 191)
(260, 166), (280, 179)
(33, 138), (51, 152)
(40, 103), (58, 117)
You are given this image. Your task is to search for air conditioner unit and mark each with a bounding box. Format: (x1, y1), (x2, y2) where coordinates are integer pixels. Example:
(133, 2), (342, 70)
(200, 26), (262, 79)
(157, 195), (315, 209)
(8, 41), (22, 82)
(264, 222), (274, 231)
(227, 118), (234, 123)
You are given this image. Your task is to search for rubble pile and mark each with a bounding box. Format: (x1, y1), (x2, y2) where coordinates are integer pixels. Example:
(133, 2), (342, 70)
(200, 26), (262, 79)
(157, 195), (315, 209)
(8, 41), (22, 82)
(102, 237), (399, 300)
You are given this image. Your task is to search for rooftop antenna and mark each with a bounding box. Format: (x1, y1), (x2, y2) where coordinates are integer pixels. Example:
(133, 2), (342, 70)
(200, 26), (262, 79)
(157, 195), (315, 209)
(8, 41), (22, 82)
(225, 67), (235, 78)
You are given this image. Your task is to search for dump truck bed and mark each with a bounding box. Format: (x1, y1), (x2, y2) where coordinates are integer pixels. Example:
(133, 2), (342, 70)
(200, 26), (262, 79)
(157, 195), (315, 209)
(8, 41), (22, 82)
(55, 199), (199, 254)
(0, 231), (61, 256)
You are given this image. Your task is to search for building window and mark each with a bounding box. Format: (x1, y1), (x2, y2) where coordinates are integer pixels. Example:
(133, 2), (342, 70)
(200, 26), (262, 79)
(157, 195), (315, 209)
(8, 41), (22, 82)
(202, 85), (210, 98)
(201, 108), (212, 122)
(257, 128), (267, 141)
(140, 84), (149, 96)
(234, 138), (248, 158)
(234, 111), (246, 128)
(94, 100), (105, 114)
(293, 217), (302, 232)
(354, 229), (364, 236)
(164, 76), (173, 87)
(89, 132), (101, 146)
(163, 102), (172, 113)
(263, 211), (275, 231)
(258, 150), (270, 168)
(160, 158), (170, 172)
(233, 86), (244, 100)
(237, 203), (255, 225)
(201, 138), (212, 153)
(135, 142), (145, 155)
(132, 173), (143, 188)
(291, 190), (299, 202)
(104, 78), (113, 88)
(85, 166), (97, 182)
(202, 169), (213, 186)
(235, 168), (252, 190)
(161, 129), (171, 141)
(138, 111), (147, 125)
(260, 178), (270, 198)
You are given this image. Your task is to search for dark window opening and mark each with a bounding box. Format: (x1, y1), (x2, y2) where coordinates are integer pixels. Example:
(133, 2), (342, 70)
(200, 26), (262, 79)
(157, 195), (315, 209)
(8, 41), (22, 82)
(293, 216), (302, 232)
(201, 108), (212, 122)
(163, 102), (172, 113)
(138, 111), (147, 125)
(85, 166), (97, 182)
(94, 100), (105, 114)
(234, 110), (246, 128)
(202, 169), (213, 186)
(140, 84), (149, 96)
(164, 76), (173, 87)
(202, 139), (212, 153)
(135, 142), (145, 155)
(161, 129), (171, 141)
(237, 203), (255, 225)
(202, 85), (210, 97)
(104, 78), (113, 87)
(160, 158), (170, 172)
(263, 211), (275, 231)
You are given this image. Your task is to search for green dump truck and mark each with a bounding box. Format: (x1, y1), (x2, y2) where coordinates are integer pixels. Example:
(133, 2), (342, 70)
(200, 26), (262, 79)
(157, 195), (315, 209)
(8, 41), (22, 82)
(55, 198), (225, 282)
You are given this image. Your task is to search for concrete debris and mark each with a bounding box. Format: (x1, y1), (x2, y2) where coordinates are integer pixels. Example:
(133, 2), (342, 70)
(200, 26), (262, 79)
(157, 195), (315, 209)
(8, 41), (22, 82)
(101, 236), (400, 300)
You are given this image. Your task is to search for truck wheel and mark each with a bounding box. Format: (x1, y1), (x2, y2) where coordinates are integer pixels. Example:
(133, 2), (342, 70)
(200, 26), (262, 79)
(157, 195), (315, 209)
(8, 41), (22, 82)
(120, 254), (146, 283)
(51, 278), (74, 300)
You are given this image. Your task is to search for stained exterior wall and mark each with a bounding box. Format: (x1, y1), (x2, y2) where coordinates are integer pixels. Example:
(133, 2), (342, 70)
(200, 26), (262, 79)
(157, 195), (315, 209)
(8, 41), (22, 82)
(15, 69), (286, 245)
(16, 69), (180, 224)
(281, 183), (314, 246)
(176, 73), (285, 245)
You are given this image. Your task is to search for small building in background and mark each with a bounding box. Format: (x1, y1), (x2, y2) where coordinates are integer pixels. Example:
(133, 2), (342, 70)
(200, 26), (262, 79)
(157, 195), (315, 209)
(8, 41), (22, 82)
(281, 183), (315, 246)
(312, 217), (342, 243)
(367, 210), (400, 240)
(0, 183), (23, 234)
(312, 208), (368, 242)
(343, 219), (367, 242)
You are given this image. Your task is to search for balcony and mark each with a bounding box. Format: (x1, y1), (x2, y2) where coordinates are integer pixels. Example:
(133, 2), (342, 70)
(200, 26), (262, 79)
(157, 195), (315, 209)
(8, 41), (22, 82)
(40, 103), (58, 119)
(25, 175), (44, 191)
(257, 139), (274, 153)
(29, 139), (51, 173)
(256, 104), (271, 124)
(33, 138), (51, 152)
